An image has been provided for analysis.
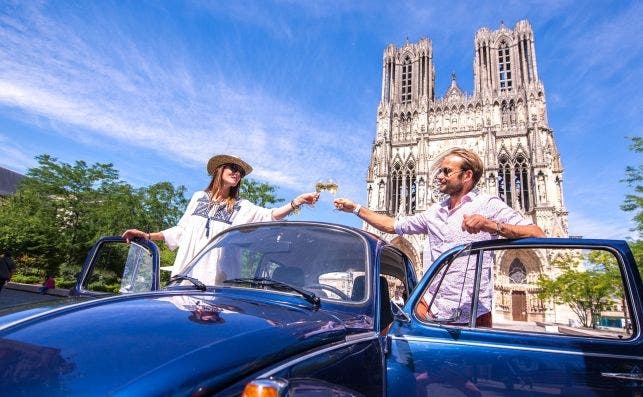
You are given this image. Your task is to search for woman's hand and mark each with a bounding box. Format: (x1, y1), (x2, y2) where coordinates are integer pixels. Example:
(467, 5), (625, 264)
(122, 229), (148, 243)
(293, 192), (320, 207)
(273, 192), (321, 220)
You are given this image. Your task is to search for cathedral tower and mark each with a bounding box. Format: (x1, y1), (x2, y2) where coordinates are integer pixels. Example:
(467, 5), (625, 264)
(367, 20), (568, 272)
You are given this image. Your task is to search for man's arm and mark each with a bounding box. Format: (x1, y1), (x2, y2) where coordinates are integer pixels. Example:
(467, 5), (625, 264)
(495, 222), (545, 238)
(462, 214), (545, 238)
(333, 198), (396, 234)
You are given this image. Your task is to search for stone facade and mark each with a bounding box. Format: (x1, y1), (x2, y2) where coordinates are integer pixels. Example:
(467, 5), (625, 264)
(365, 20), (569, 323)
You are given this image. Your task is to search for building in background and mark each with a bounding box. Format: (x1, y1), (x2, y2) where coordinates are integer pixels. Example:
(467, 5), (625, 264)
(0, 167), (24, 198)
(366, 20), (570, 323)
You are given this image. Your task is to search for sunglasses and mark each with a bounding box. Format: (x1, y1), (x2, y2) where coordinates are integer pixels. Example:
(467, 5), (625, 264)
(437, 167), (465, 177)
(224, 163), (245, 177)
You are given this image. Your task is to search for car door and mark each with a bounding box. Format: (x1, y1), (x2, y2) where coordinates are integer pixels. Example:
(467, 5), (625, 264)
(70, 237), (160, 297)
(386, 238), (643, 396)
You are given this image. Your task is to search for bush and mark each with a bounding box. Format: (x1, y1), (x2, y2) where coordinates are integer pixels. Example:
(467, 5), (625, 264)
(56, 278), (76, 289)
(10, 274), (41, 284)
(87, 281), (120, 293)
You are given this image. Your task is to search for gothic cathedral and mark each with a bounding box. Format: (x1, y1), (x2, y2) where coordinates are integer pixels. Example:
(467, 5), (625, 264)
(366, 20), (569, 323)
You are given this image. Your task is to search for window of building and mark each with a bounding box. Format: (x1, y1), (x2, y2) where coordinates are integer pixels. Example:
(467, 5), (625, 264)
(498, 154), (531, 211)
(498, 42), (512, 92)
(508, 259), (527, 284)
(406, 162), (417, 213)
(401, 56), (412, 104)
(523, 39), (531, 82)
(498, 156), (512, 206)
(389, 161), (416, 214)
(515, 154), (530, 210)
(391, 162), (403, 212)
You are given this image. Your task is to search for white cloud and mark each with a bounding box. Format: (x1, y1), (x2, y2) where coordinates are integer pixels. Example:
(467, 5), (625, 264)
(0, 2), (371, 194)
(569, 211), (637, 240)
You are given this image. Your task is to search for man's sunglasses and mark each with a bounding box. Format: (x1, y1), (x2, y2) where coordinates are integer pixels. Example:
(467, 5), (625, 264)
(224, 163), (245, 177)
(437, 167), (465, 177)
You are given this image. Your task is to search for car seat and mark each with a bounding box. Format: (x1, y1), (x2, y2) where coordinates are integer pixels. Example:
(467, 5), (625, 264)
(351, 275), (394, 332)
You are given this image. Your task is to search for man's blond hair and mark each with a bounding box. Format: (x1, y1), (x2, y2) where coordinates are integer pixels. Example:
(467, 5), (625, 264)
(446, 148), (484, 186)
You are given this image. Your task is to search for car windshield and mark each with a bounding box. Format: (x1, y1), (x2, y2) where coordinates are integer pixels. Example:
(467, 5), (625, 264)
(174, 223), (369, 303)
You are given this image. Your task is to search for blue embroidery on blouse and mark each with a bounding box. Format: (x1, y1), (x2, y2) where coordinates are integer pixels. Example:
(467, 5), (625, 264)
(193, 197), (211, 218)
(192, 196), (240, 225)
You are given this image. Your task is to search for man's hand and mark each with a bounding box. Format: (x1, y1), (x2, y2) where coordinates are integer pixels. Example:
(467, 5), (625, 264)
(462, 214), (495, 234)
(333, 198), (356, 213)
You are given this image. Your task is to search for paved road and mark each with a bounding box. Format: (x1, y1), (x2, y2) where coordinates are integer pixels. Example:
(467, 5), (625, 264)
(0, 285), (61, 309)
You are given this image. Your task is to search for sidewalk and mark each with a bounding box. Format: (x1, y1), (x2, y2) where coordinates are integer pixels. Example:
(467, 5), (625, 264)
(0, 284), (63, 309)
(5, 281), (70, 297)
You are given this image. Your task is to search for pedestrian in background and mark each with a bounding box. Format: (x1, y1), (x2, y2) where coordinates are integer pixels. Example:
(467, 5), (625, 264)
(0, 251), (16, 293)
(39, 274), (56, 294)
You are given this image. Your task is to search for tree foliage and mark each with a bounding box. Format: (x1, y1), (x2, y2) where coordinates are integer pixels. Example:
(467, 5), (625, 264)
(240, 178), (284, 206)
(0, 155), (187, 277)
(621, 137), (643, 233)
(0, 155), (285, 284)
(621, 136), (643, 276)
(536, 252), (620, 327)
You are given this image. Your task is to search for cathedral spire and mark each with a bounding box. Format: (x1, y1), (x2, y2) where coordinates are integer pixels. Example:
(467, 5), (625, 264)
(444, 72), (463, 99)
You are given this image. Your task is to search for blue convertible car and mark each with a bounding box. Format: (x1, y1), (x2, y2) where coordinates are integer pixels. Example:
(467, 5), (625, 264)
(0, 221), (641, 396)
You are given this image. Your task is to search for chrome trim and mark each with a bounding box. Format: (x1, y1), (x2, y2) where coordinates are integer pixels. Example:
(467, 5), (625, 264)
(602, 372), (643, 380)
(345, 331), (378, 341)
(392, 335), (643, 361)
(257, 332), (379, 377)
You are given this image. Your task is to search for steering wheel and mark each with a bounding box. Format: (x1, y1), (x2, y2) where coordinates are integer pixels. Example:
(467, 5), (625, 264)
(304, 283), (350, 300)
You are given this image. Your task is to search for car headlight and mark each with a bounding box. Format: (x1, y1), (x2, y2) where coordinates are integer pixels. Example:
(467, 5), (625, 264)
(241, 377), (288, 397)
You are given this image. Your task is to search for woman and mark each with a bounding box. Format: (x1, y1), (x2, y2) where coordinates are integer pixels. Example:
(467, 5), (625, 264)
(122, 154), (319, 281)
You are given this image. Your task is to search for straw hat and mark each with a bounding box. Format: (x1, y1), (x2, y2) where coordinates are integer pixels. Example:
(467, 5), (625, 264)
(207, 154), (253, 176)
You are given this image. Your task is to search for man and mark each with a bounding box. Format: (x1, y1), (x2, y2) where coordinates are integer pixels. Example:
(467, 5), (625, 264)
(0, 251), (16, 293)
(334, 148), (544, 326)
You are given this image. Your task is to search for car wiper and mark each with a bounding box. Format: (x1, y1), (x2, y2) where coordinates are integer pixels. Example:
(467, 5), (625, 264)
(169, 275), (207, 292)
(224, 277), (320, 308)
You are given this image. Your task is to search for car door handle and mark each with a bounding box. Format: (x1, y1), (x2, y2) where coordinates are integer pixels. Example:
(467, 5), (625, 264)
(601, 372), (643, 381)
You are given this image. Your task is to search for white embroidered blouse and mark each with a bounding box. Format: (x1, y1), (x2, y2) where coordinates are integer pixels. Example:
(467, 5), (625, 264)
(162, 191), (274, 279)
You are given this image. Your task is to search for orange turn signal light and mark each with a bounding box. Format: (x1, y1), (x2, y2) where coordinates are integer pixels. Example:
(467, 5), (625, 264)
(241, 378), (288, 397)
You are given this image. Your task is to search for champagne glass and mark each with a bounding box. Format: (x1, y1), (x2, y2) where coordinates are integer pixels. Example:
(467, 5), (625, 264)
(315, 178), (339, 211)
(315, 178), (339, 195)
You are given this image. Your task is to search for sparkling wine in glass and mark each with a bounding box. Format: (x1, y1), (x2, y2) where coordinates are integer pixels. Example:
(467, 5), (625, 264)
(315, 179), (339, 195)
(316, 178), (339, 211)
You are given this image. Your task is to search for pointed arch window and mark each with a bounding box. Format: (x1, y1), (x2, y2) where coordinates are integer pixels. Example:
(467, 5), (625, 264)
(401, 56), (412, 104)
(509, 259), (527, 284)
(389, 161), (417, 214)
(498, 155), (512, 207)
(405, 162), (417, 213)
(497, 153), (532, 211)
(390, 163), (403, 213)
(498, 41), (512, 92)
(515, 154), (530, 210)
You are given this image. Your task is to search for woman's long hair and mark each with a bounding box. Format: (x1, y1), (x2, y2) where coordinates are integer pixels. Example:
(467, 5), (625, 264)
(205, 166), (240, 213)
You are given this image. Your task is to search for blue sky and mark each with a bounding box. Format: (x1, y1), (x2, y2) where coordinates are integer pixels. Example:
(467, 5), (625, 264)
(0, 0), (641, 239)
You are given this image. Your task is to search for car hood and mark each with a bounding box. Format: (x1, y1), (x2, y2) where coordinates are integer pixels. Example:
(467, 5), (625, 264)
(0, 290), (350, 396)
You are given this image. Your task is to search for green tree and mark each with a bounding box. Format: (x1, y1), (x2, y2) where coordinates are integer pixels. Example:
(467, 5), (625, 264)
(0, 155), (187, 278)
(536, 252), (619, 328)
(621, 136), (643, 234)
(620, 136), (643, 276)
(240, 178), (284, 206)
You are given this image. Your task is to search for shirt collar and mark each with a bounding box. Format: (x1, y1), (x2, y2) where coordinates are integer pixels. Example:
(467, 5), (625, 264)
(439, 190), (478, 211)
